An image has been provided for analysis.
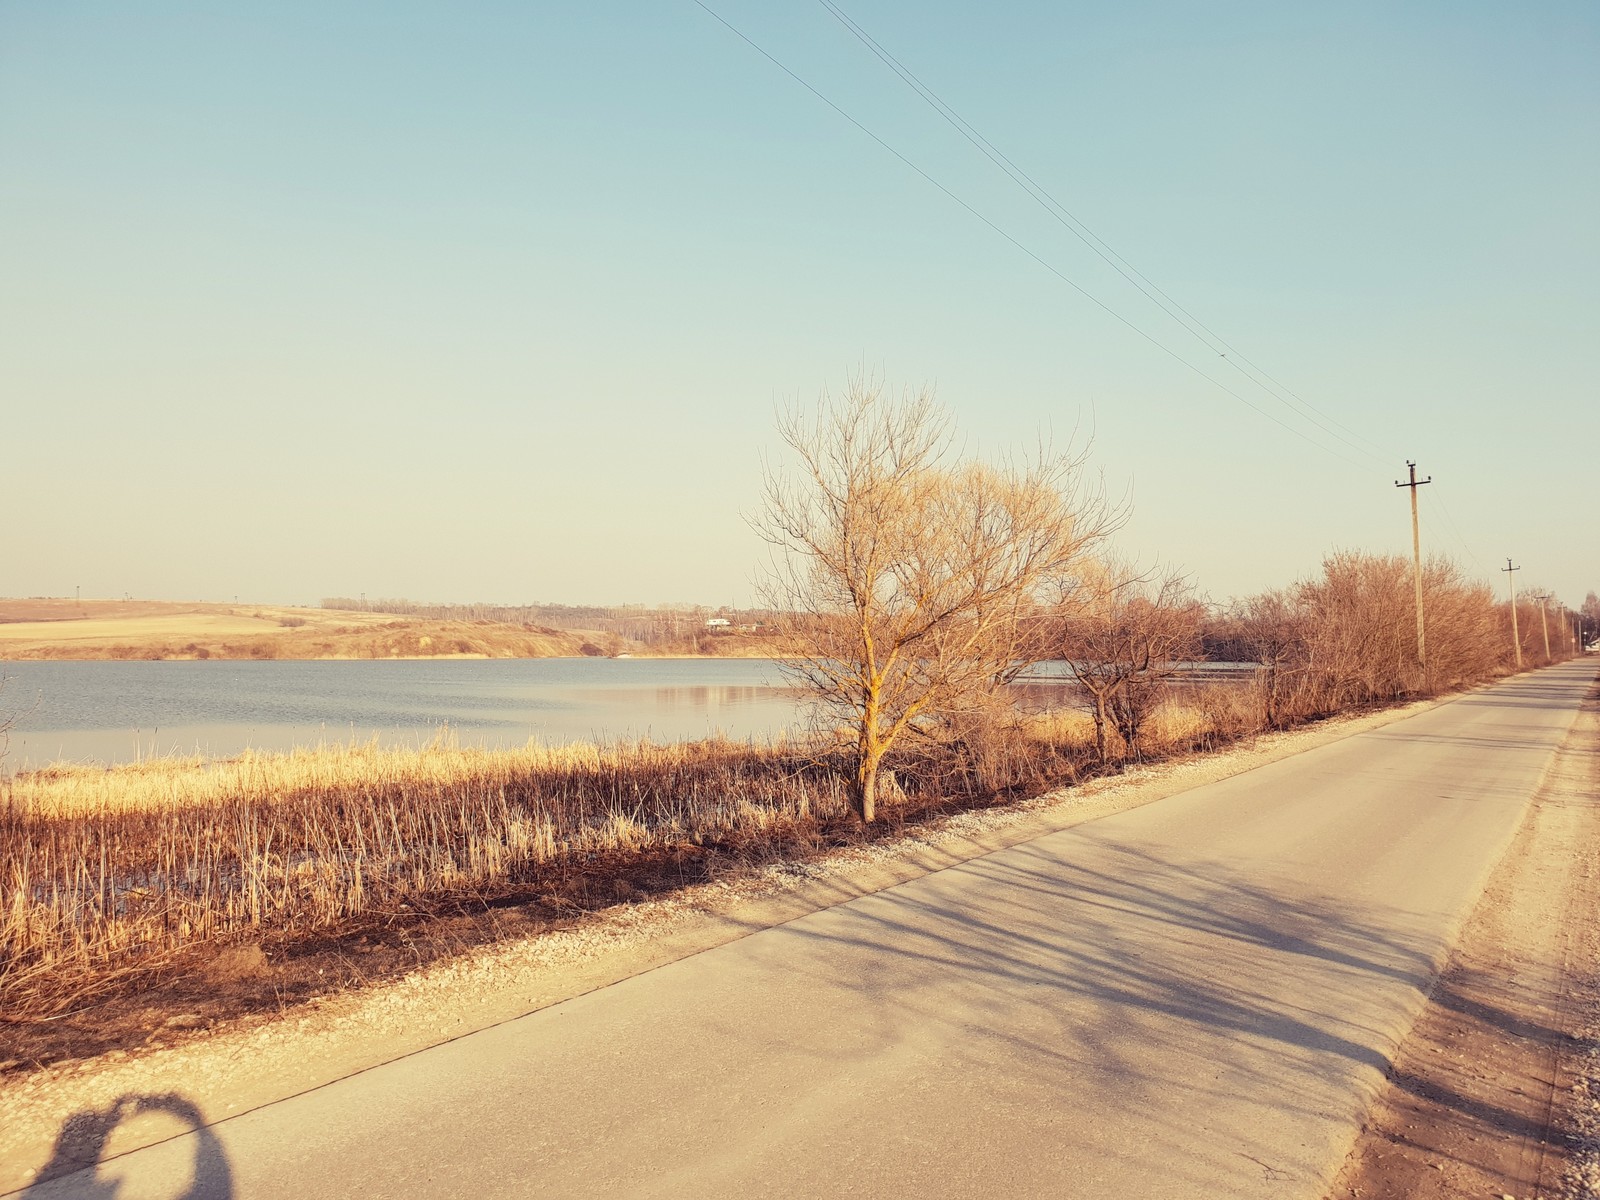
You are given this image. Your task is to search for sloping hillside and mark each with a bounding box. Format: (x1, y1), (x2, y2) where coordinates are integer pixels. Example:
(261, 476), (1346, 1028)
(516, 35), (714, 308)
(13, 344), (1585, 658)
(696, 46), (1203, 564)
(0, 600), (596, 660)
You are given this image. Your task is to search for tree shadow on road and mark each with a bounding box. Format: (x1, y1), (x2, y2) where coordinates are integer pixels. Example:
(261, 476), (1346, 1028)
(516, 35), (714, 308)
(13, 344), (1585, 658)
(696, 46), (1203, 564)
(1450, 665), (1598, 711)
(717, 830), (1548, 1192)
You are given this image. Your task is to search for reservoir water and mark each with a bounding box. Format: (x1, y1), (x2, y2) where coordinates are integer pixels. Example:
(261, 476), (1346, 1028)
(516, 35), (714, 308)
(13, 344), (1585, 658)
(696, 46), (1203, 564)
(0, 658), (813, 770)
(0, 659), (1151, 771)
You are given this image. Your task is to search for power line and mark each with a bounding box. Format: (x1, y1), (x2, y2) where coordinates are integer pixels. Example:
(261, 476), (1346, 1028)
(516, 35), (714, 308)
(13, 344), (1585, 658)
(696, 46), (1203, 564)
(1425, 480), (1489, 577)
(691, 1), (1370, 468)
(1418, 511), (1463, 569)
(814, 0), (1392, 465)
(697, 3), (1519, 591)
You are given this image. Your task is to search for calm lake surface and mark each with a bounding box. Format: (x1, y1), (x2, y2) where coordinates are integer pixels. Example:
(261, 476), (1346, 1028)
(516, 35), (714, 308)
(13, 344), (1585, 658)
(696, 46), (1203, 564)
(0, 658), (1164, 772)
(0, 659), (820, 770)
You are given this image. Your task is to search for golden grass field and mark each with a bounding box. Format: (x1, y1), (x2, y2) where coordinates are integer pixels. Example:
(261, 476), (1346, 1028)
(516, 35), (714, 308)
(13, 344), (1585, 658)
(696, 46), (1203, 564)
(0, 599), (595, 661)
(0, 599), (784, 661)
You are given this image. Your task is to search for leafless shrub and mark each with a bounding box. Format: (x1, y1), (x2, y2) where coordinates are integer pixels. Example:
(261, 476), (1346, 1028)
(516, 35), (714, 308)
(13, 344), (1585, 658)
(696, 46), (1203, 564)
(1054, 561), (1204, 762)
(0, 738), (850, 1014)
(1421, 559), (1504, 686)
(1295, 551), (1417, 709)
(1213, 552), (1533, 722)
(1224, 589), (1312, 729)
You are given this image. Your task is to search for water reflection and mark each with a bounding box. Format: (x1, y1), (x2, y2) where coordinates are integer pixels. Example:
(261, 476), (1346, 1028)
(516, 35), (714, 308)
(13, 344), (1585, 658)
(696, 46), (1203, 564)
(0, 659), (807, 769)
(1010, 681), (1076, 714)
(0, 660), (1232, 772)
(582, 685), (788, 709)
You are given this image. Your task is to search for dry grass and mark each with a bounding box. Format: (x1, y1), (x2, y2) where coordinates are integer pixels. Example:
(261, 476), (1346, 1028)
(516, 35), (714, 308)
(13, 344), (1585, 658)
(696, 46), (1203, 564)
(1146, 685), (1260, 751)
(0, 737), (842, 1012)
(1021, 687), (1254, 762)
(0, 688), (1261, 1022)
(1020, 707), (1097, 743)
(0, 599), (592, 661)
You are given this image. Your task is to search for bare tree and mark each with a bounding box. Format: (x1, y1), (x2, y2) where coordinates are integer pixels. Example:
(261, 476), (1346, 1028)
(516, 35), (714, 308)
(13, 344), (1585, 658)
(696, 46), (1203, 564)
(1418, 559), (1503, 685)
(1228, 589), (1311, 729)
(1295, 552), (1416, 708)
(1287, 551), (1511, 710)
(1056, 562), (1203, 762)
(754, 377), (1115, 821)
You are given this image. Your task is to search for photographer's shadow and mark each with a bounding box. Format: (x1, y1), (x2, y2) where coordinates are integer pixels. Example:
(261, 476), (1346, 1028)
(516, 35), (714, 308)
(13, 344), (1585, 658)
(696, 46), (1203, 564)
(21, 1093), (232, 1199)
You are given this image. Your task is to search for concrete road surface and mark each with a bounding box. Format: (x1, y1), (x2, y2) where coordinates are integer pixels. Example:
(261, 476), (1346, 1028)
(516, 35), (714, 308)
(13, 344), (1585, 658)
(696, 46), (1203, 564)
(15, 661), (1597, 1199)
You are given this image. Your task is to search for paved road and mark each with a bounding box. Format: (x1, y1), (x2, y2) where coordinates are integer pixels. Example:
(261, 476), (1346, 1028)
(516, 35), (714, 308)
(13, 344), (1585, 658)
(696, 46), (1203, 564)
(17, 661), (1597, 1199)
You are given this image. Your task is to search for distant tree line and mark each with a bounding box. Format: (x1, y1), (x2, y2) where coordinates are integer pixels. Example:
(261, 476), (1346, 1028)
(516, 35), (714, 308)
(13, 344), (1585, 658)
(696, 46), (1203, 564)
(327, 377), (1588, 826)
(319, 598), (785, 650)
(1202, 552), (1581, 729)
(757, 377), (1586, 822)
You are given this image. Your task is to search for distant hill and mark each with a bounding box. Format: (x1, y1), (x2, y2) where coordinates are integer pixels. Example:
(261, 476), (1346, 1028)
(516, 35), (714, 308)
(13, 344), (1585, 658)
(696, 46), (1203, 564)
(0, 599), (782, 661)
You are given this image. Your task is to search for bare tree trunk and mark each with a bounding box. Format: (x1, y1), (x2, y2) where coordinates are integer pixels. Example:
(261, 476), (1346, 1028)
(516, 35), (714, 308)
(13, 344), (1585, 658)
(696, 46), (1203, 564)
(852, 678), (883, 822)
(852, 728), (886, 823)
(855, 755), (879, 823)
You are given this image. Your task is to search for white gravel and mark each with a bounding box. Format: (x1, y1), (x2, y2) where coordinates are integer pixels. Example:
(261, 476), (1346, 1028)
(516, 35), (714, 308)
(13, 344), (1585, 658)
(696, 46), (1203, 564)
(1569, 1006), (1600, 1199)
(1565, 859), (1600, 1200)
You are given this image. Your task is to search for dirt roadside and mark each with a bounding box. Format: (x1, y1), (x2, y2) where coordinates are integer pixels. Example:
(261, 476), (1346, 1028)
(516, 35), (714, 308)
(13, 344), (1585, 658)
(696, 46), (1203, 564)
(1328, 681), (1600, 1200)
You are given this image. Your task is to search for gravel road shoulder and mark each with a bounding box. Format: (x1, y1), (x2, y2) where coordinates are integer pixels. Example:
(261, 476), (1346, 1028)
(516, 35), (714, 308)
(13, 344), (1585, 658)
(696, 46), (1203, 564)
(1328, 679), (1600, 1200)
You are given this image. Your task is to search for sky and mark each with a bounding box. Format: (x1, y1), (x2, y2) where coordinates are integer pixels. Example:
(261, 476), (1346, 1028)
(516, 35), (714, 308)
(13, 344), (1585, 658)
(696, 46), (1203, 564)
(2, 1), (1595, 610)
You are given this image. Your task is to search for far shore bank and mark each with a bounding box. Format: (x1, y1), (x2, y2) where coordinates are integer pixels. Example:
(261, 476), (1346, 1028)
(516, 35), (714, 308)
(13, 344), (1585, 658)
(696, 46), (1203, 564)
(0, 598), (780, 663)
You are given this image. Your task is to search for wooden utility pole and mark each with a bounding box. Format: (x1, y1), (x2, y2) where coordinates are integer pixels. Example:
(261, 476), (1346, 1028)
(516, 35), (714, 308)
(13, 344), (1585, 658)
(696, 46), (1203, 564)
(1535, 592), (1551, 662)
(1395, 461), (1432, 681)
(1502, 559), (1522, 668)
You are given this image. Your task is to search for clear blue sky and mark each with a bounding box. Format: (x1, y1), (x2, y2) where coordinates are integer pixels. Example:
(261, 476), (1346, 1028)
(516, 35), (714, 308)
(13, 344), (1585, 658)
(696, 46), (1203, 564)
(2, 2), (1595, 608)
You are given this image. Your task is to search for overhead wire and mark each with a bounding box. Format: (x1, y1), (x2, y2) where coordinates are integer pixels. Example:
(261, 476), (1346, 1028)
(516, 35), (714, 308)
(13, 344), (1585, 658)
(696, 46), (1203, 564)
(813, 0), (1393, 466)
(691, 0), (1371, 469)
(696, 3), (1521, 583)
(1426, 480), (1491, 578)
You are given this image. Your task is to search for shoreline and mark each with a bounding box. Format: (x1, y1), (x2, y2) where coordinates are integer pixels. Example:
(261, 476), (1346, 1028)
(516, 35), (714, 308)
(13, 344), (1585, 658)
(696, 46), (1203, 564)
(1, 650), (783, 662)
(0, 598), (781, 662)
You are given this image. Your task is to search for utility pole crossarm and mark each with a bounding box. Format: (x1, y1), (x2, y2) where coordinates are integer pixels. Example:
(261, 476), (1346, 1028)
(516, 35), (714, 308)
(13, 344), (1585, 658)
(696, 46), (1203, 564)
(1393, 462), (1433, 491)
(1395, 461), (1432, 682)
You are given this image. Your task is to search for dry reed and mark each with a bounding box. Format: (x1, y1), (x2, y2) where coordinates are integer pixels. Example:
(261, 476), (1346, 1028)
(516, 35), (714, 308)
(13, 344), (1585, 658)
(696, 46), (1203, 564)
(0, 687), (1258, 1017)
(0, 736), (852, 1009)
